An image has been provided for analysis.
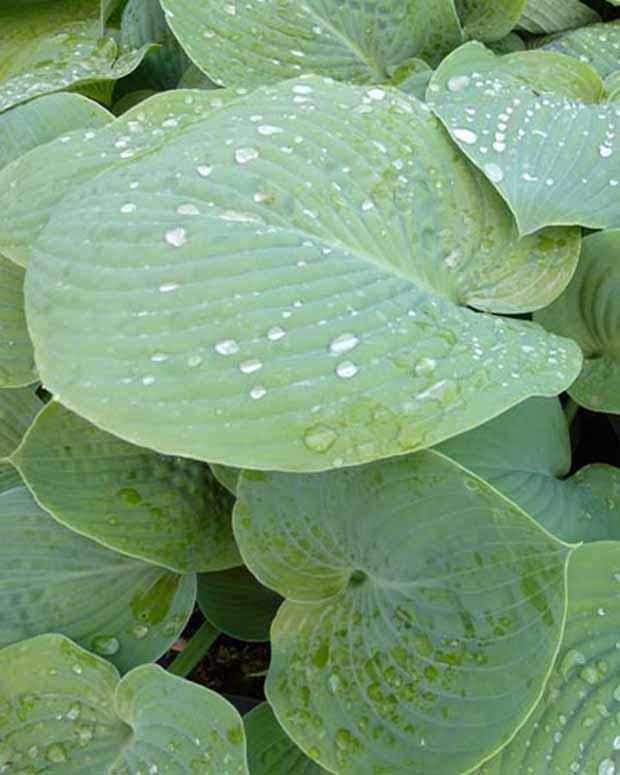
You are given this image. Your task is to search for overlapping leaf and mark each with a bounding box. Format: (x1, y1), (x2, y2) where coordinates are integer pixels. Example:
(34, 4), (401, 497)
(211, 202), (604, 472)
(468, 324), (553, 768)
(518, 0), (599, 34)
(429, 42), (620, 235)
(457, 0), (527, 42)
(476, 543), (620, 774)
(0, 633), (248, 773)
(234, 452), (571, 774)
(245, 703), (329, 775)
(536, 230), (620, 414)
(0, 0), (151, 113)
(439, 397), (620, 542)
(9, 402), (240, 573)
(11, 77), (582, 470)
(198, 566), (282, 642)
(0, 483), (194, 672)
(541, 20), (620, 78)
(160, 0), (464, 88)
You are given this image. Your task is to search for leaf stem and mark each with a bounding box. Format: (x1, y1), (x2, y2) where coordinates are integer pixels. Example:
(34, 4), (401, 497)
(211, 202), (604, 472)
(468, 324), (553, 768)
(564, 397), (579, 427)
(168, 621), (219, 678)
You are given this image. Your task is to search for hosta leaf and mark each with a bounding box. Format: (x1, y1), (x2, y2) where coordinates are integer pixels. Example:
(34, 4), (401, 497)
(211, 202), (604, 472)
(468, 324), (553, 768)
(541, 21), (620, 79)
(517, 0), (599, 35)
(102, 0), (126, 28)
(233, 452), (571, 774)
(0, 256), (36, 387)
(0, 93), (111, 171)
(210, 464), (240, 496)
(245, 703), (329, 775)
(439, 397), (620, 542)
(0, 88), (241, 267)
(160, 0), (464, 86)
(0, 483), (194, 672)
(19, 77), (581, 471)
(456, 0), (527, 43)
(0, 387), (42, 491)
(488, 33), (526, 55)
(121, 0), (190, 90)
(429, 43), (620, 235)
(10, 402), (240, 573)
(606, 71), (620, 102)
(389, 58), (434, 100)
(177, 63), (219, 90)
(0, 633), (248, 773)
(536, 230), (620, 415)
(475, 542), (620, 774)
(198, 566), (282, 642)
(0, 1), (151, 114)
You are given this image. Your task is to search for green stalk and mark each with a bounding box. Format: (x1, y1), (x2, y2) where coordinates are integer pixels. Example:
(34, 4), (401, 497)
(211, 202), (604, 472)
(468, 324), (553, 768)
(168, 621), (219, 678)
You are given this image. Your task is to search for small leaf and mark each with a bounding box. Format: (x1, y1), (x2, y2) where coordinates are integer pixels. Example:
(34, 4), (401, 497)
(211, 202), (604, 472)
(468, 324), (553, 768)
(536, 230), (620, 414)
(198, 565), (282, 642)
(160, 0), (464, 86)
(0, 483), (195, 672)
(234, 451), (571, 774)
(0, 633), (248, 773)
(475, 542), (620, 774)
(245, 703), (329, 775)
(429, 43), (620, 235)
(439, 397), (620, 542)
(14, 77), (581, 471)
(0, 92), (111, 171)
(11, 402), (240, 573)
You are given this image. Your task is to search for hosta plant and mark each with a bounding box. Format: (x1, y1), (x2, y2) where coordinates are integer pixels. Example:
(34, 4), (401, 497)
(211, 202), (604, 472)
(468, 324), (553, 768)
(2, 1), (620, 773)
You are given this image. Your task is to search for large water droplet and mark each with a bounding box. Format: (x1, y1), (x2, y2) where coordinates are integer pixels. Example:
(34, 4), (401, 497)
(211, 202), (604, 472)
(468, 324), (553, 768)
(92, 635), (120, 656)
(164, 228), (187, 248)
(484, 163), (504, 183)
(235, 147), (259, 164)
(453, 128), (478, 145)
(240, 358), (263, 374)
(336, 361), (358, 379)
(250, 386), (267, 400)
(267, 326), (286, 341)
(304, 424), (337, 453)
(448, 75), (470, 92)
(329, 333), (359, 356)
(215, 339), (240, 356)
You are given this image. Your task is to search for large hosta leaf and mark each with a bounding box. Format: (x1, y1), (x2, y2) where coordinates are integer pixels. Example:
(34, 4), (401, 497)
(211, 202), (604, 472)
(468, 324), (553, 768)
(439, 397), (620, 542)
(0, 483), (194, 672)
(10, 402), (240, 573)
(542, 20), (620, 79)
(476, 542), (620, 774)
(0, 633), (248, 773)
(198, 566), (282, 642)
(517, 0), (599, 34)
(429, 43), (620, 235)
(16, 77), (581, 471)
(245, 703), (329, 775)
(233, 452), (571, 774)
(0, 0), (151, 113)
(0, 93), (111, 171)
(0, 88), (241, 267)
(536, 230), (620, 415)
(160, 0), (463, 88)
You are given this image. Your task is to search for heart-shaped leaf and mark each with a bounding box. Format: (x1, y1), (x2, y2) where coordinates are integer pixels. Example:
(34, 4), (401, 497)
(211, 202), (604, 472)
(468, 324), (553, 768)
(0, 1), (151, 113)
(14, 76), (581, 471)
(0, 482), (194, 672)
(160, 0), (464, 88)
(439, 397), (620, 542)
(517, 0), (599, 34)
(0, 88), (241, 267)
(198, 566), (282, 642)
(245, 703), (329, 775)
(536, 230), (620, 414)
(10, 401), (240, 573)
(233, 451), (571, 774)
(0, 633), (248, 773)
(541, 20), (620, 78)
(0, 92), (111, 171)
(475, 542), (620, 774)
(429, 42), (620, 235)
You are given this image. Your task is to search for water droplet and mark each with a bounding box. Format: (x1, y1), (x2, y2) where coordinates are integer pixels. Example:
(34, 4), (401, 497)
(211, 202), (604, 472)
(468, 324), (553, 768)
(598, 758), (616, 775)
(71, 663), (83, 675)
(415, 357), (437, 375)
(187, 354), (202, 367)
(159, 281), (179, 292)
(267, 326), (286, 341)
(66, 702), (81, 720)
(92, 636), (120, 656)
(151, 352), (168, 363)
(120, 203), (136, 214)
(336, 361), (358, 378)
(361, 199), (374, 211)
(133, 624), (149, 639)
(329, 333), (359, 356)
(142, 375), (155, 386)
(484, 163), (504, 183)
(448, 75), (470, 92)
(177, 203), (200, 215)
(215, 339), (240, 356)
(453, 128), (478, 145)
(250, 386), (266, 400)
(46, 744), (67, 763)
(598, 607), (608, 617)
(197, 165), (213, 177)
(367, 88), (385, 100)
(304, 425), (337, 453)
(257, 125), (283, 136)
(600, 145), (613, 158)
(235, 147), (259, 164)
(164, 228), (187, 247)
(240, 358), (263, 374)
